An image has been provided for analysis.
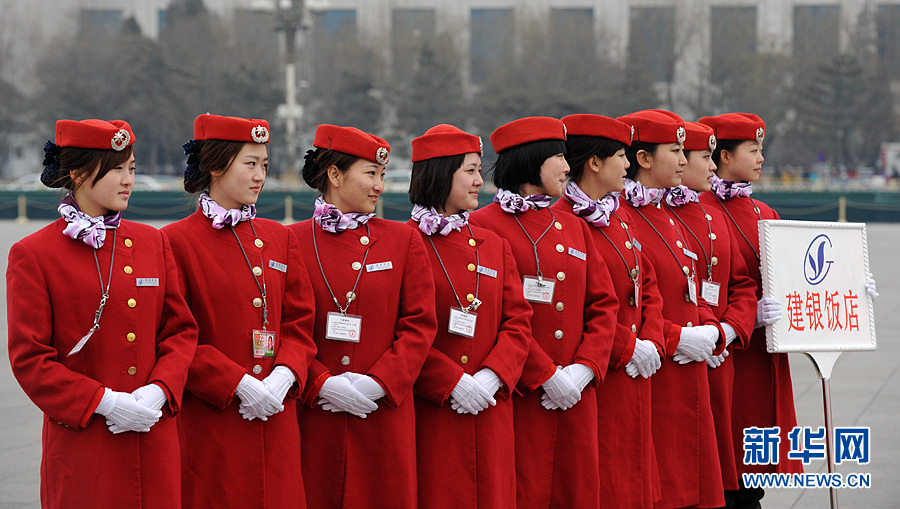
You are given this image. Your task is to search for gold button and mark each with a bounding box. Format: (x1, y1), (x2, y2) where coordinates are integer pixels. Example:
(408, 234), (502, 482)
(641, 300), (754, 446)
(631, 324), (637, 333)
(754, 206), (760, 214)
(252, 364), (262, 374)
(127, 298), (136, 308)
(711, 256), (718, 266)
(555, 302), (564, 311)
(682, 266), (689, 275)
(360, 236), (370, 246)
(123, 265), (133, 275)
(625, 241), (632, 250)
(556, 244), (564, 253)
(254, 239), (263, 248)
(629, 297), (635, 305)
(252, 266), (262, 276)
(669, 218), (675, 226)
(676, 240), (683, 248)
(253, 298), (263, 308)
(687, 321), (693, 327)
(621, 222), (628, 229)
(346, 291), (356, 301)
(126, 333), (136, 343)
(709, 233), (717, 240)
(352, 261), (362, 271)
(460, 355), (469, 364)
(554, 330), (564, 340)
(466, 293), (475, 303)
(705, 213), (713, 221)
(467, 263), (476, 272)
(341, 355), (351, 366)
(127, 366), (137, 376)
(468, 238), (477, 247)
(556, 272), (565, 281)
(124, 239), (133, 248)
(554, 222), (562, 230)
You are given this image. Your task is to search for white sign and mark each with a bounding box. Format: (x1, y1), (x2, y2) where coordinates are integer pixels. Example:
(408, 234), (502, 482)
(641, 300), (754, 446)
(759, 220), (876, 353)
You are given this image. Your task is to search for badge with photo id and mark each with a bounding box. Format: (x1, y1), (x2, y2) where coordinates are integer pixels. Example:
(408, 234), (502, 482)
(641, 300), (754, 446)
(523, 276), (555, 304)
(252, 329), (276, 358)
(448, 307), (477, 338)
(326, 312), (362, 342)
(687, 276), (698, 305)
(701, 279), (721, 306)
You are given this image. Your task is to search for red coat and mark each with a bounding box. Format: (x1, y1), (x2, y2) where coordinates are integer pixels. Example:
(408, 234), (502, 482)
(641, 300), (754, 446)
(699, 192), (804, 476)
(163, 211), (317, 509)
(289, 218), (437, 509)
(666, 199), (758, 490)
(619, 201), (725, 509)
(407, 220), (532, 509)
(7, 219), (197, 509)
(552, 199), (665, 508)
(470, 202), (618, 509)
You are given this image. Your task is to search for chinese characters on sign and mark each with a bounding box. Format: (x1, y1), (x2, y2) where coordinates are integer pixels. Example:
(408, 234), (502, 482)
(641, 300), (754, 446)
(742, 426), (870, 466)
(784, 290), (859, 333)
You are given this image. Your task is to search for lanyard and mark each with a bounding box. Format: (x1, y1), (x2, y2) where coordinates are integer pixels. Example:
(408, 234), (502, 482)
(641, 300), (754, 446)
(630, 203), (696, 280)
(67, 230), (117, 357)
(312, 221), (371, 315)
(513, 207), (556, 282)
(666, 202), (715, 280)
(230, 221), (268, 328)
(714, 194), (760, 260)
(598, 210), (641, 286)
(426, 225), (481, 312)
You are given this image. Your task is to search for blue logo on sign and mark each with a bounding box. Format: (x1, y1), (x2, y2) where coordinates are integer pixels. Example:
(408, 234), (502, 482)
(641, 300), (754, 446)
(804, 234), (833, 285)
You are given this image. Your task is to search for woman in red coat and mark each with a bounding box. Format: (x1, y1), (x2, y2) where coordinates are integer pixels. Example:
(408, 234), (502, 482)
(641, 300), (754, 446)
(662, 121), (759, 503)
(162, 114), (317, 509)
(406, 124), (533, 509)
(616, 109), (726, 509)
(553, 114), (666, 509)
(290, 124), (437, 509)
(469, 116), (619, 509)
(7, 119), (198, 508)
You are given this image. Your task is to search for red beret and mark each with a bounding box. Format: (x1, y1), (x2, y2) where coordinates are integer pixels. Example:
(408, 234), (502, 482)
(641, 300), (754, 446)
(561, 114), (632, 146)
(411, 124), (482, 162)
(616, 109), (686, 145)
(55, 119), (136, 151)
(194, 114), (270, 144)
(490, 116), (566, 154)
(683, 122), (717, 151)
(699, 113), (765, 143)
(314, 124), (390, 164)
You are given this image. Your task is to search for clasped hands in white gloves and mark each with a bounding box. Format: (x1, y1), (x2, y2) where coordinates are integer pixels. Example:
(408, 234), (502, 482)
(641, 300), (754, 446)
(449, 371), (497, 415)
(95, 387), (163, 434)
(541, 364), (592, 411)
(235, 372), (287, 421)
(707, 323), (737, 369)
(317, 372), (384, 418)
(625, 338), (661, 378)
(236, 367), (298, 421)
(673, 325), (718, 364)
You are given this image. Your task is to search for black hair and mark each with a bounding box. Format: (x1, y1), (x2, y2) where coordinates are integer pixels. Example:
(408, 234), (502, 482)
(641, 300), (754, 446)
(710, 138), (745, 166)
(624, 141), (660, 180)
(564, 135), (627, 181)
(490, 139), (567, 191)
(301, 148), (360, 193)
(408, 153), (467, 210)
(184, 140), (247, 193)
(59, 146), (135, 192)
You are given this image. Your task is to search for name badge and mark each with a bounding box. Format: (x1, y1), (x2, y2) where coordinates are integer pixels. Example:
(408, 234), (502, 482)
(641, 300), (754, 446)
(632, 238), (642, 251)
(523, 276), (555, 304)
(136, 278), (159, 287)
(268, 260), (287, 273)
(476, 265), (497, 278)
(567, 247), (586, 261)
(683, 248), (698, 261)
(701, 279), (721, 307)
(252, 329), (276, 358)
(448, 307), (477, 338)
(366, 261), (393, 272)
(326, 312), (362, 342)
(687, 275), (698, 305)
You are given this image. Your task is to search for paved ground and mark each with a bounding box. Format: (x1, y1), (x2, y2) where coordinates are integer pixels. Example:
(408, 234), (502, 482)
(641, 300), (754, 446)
(0, 220), (897, 508)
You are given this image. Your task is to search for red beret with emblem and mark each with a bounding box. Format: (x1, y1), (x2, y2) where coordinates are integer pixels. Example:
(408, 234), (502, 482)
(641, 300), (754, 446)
(616, 109), (686, 145)
(562, 114), (632, 146)
(411, 124), (482, 162)
(314, 124), (390, 164)
(699, 113), (765, 143)
(683, 121), (717, 151)
(55, 119), (136, 151)
(194, 114), (270, 144)
(490, 116), (566, 154)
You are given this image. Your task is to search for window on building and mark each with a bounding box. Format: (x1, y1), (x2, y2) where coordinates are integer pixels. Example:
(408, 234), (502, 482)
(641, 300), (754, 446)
(877, 5), (900, 80)
(313, 9), (357, 38)
(471, 9), (514, 83)
(158, 9), (168, 32)
(794, 5), (840, 63)
(391, 9), (437, 80)
(628, 7), (675, 83)
(550, 8), (593, 56)
(710, 6), (757, 84)
(79, 9), (123, 35)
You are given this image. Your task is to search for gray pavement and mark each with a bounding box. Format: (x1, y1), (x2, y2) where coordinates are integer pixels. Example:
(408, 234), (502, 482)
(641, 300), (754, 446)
(0, 220), (897, 508)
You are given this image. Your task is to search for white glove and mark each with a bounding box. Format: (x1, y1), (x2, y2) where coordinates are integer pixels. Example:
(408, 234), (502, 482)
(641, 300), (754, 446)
(472, 368), (502, 398)
(132, 383), (167, 412)
(674, 326), (715, 364)
(755, 297), (782, 328)
(317, 375), (378, 418)
(626, 339), (661, 378)
(706, 348), (730, 368)
(96, 388), (162, 434)
(562, 363), (594, 392)
(235, 374), (284, 421)
(261, 366), (296, 404)
(721, 323), (737, 347)
(449, 373), (496, 414)
(540, 367), (581, 411)
(866, 272), (878, 299)
(337, 372), (386, 402)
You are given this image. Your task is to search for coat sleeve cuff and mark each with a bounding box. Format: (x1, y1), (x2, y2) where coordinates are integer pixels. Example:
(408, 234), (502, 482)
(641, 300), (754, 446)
(79, 386), (107, 429)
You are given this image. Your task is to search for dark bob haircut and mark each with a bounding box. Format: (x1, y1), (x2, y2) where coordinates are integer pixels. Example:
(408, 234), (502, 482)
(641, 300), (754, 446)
(624, 141), (660, 180)
(184, 140), (250, 193)
(710, 138), (746, 166)
(301, 148), (360, 193)
(490, 139), (567, 192)
(58, 145), (135, 193)
(408, 153), (467, 210)
(564, 135), (628, 182)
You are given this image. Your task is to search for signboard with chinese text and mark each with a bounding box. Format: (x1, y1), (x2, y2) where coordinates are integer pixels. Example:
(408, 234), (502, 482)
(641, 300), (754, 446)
(759, 220), (876, 353)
